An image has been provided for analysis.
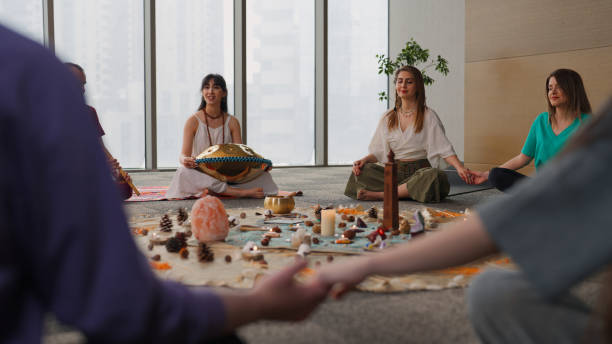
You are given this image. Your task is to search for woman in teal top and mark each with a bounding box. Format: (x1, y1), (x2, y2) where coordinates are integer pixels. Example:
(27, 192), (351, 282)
(472, 69), (592, 191)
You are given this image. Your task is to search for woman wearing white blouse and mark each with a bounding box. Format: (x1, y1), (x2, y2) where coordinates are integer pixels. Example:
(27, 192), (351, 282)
(345, 66), (473, 202)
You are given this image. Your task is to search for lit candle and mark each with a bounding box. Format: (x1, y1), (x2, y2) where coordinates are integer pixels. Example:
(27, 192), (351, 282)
(241, 241), (263, 261)
(321, 209), (336, 237)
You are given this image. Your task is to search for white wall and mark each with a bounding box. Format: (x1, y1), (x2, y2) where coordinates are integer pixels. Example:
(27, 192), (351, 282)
(389, 0), (465, 159)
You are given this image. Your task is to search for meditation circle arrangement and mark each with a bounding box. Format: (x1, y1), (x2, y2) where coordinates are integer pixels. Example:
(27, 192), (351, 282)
(130, 201), (514, 292)
(195, 143), (272, 183)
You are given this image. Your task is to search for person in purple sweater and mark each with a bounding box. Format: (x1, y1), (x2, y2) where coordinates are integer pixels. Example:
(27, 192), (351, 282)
(0, 24), (327, 343)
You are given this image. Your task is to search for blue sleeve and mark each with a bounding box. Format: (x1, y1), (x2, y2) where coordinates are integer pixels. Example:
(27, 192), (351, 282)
(520, 114), (541, 158)
(5, 41), (225, 342)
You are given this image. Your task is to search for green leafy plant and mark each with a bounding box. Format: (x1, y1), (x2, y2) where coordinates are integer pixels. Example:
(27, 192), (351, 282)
(376, 38), (450, 101)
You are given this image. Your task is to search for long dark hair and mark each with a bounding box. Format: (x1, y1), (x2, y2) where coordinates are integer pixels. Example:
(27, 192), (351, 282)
(546, 69), (591, 119)
(386, 65), (427, 133)
(198, 74), (228, 113)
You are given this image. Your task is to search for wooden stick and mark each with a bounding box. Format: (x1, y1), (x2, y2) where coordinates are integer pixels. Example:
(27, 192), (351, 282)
(103, 147), (141, 196)
(239, 225), (269, 232)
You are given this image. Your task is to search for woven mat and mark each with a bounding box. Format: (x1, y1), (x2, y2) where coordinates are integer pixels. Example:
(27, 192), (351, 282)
(125, 187), (295, 202)
(129, 206), (513, 292)
(125, 186), (171, 202)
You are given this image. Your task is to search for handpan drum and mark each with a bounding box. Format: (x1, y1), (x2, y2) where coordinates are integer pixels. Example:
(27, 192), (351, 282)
(195, 144), (272, 184)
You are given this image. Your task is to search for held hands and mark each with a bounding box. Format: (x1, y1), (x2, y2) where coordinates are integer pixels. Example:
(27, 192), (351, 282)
(352, 159), (366, 176)
(251, 259), (329, 321)
(469, 170), (489, 185)
(181, 156), (197, 169)
(315, 258), (370, 300)
(456, 166), (475, 185)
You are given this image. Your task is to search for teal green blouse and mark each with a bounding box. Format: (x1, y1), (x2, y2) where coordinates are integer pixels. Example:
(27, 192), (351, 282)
(521, 112), (590, 170)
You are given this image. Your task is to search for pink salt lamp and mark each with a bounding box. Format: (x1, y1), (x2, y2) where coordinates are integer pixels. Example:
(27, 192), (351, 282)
(191, 196), (229, 242)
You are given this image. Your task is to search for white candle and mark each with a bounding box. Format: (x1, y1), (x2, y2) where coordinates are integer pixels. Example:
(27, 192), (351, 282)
(321, 209), (336, 237)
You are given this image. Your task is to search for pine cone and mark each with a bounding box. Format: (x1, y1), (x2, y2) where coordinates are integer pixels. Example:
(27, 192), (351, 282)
(160, 214), (173, 232)
(165, 237), (185, 253)
(368, 207), (378, 219)
(177, 208), (188, 225)
(197, 243), (214, 262)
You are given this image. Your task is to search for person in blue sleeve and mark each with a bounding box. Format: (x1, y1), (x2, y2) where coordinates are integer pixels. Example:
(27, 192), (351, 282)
(470, 68), (592, 191)
(317, 101), (612, 343)
(0, 24), (327, 343)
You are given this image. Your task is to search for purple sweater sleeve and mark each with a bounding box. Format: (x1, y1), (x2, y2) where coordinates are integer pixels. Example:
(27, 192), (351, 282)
(1, 27), (225, 342)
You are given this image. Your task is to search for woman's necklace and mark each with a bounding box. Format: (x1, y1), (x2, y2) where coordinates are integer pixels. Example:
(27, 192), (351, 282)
(398, 107), (415, 117)
(203, 109), (224, 147)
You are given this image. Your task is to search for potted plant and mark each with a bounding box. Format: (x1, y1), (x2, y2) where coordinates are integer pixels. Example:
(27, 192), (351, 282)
(376, 38), (450, 101)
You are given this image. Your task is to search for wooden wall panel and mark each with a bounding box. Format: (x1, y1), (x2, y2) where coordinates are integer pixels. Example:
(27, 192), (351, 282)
(467, 0), (612, 62)
(465, 46), (612, 170)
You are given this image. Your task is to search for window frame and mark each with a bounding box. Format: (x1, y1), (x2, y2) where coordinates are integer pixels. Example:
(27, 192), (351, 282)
(40, 0), (389, 170)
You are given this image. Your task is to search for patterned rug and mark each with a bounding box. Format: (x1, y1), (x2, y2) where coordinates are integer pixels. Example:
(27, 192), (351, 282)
(125, 187), (295, 202)
(125, 186), (172, 202)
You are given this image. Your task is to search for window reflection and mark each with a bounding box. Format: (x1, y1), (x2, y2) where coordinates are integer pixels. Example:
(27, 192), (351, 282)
(0, 0), (44, 44)
(246, 0), (315, 166)
(54, 0), (145, 168)
(328, 0), (388, 164)
(156, 0), (234, 168)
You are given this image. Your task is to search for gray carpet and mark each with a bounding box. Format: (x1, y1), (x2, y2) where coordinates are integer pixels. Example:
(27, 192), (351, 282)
(43, 167), (601, 344)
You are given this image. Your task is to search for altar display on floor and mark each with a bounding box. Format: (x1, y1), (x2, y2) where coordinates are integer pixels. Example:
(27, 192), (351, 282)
(129, 203), (513, 292)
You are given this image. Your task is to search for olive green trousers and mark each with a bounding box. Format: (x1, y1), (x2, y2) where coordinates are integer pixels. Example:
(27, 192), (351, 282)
(344, 160), (450, 203)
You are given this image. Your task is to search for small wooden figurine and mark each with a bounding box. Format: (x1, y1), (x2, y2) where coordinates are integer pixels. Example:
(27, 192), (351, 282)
(383, 149), (399, 231)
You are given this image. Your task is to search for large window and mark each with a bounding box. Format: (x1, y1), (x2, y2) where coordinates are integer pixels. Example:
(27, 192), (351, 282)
(246, 0), (315, 166)
(24, 1), (389, 169)
(0, 0), (44, 44)
(156, 0), (234, 168)
(54, 0), (145, 168)
(328, 0), (388, 164)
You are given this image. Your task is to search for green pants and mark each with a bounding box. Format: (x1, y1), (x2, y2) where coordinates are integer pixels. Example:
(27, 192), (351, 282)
(344, 160), (450, 203)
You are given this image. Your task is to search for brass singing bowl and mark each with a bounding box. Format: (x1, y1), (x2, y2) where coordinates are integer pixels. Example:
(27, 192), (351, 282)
(264, 196), (295, 214)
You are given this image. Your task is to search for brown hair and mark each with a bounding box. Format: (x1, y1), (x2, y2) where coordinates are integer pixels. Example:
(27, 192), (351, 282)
(546, 69), (592, 121)
(386, 66), (427, 133)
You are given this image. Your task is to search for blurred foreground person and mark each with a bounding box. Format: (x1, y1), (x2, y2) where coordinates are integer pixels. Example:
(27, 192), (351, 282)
(0, 25), (327, 343)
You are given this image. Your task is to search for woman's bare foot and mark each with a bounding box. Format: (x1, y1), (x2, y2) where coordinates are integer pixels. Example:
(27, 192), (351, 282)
(224, 186), (265, 198)
(357, 189), (383, 200)
(243, 187), (265, 198)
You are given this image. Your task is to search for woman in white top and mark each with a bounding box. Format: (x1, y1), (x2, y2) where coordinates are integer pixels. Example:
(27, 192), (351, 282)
(166, 74), (278, 199)
(345, 66), (473, 202)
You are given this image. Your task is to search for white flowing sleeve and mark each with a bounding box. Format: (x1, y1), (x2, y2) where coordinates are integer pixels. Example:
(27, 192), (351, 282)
(368, 112), (391, 163)
(425, 109), (456, 168)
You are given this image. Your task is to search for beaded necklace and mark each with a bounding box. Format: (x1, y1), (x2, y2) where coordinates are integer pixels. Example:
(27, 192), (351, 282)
(203, 108), (225, 147)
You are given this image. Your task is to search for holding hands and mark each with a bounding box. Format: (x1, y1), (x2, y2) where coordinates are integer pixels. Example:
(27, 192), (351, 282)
(468, 170), (489, 185)
(315, 258), (371, 299)
(455, 165), (475, 185)
(251, 259), (329, 321)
